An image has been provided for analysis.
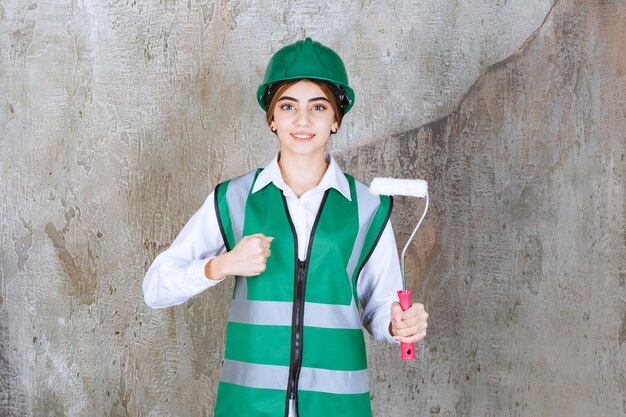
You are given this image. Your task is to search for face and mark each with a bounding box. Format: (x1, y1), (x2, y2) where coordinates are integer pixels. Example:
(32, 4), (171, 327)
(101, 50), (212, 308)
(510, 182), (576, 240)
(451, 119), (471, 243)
(270, 80), (339, 160)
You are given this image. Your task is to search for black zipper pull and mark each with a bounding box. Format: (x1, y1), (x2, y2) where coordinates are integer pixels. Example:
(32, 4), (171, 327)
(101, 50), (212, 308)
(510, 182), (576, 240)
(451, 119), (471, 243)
(297, 260), (306, 278)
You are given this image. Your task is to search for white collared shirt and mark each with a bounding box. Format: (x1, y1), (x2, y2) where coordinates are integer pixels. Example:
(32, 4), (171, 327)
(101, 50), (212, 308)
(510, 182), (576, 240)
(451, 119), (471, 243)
(143, 153), (401, 344)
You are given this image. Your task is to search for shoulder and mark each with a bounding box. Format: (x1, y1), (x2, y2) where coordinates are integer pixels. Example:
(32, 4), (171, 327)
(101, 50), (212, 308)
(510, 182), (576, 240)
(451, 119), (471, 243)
(345, 174), (392, 206)
(349, 175), (367, 190)
(215, 169), (260, 193)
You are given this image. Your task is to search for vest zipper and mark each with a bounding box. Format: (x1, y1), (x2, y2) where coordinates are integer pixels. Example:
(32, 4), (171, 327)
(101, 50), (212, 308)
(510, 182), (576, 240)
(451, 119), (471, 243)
(287, 259), (306, 399)
(282, 190), (330, 417)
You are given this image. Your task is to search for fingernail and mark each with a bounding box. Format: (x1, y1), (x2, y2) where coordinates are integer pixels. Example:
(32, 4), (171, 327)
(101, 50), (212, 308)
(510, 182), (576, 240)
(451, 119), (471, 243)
(394, 314), (402, 322)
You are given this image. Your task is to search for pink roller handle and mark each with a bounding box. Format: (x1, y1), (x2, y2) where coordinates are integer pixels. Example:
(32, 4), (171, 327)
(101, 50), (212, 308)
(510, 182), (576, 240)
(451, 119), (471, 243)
(397, 290), (416, 360)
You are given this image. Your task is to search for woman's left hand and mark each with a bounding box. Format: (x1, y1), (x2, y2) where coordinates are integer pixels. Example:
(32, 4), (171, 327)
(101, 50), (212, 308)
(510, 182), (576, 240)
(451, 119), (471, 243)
(389, 302), (429, 344)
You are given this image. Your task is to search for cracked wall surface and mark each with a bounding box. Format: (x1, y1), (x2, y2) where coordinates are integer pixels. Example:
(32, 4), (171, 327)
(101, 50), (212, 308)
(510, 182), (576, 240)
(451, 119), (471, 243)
(1, 0), (624, 416)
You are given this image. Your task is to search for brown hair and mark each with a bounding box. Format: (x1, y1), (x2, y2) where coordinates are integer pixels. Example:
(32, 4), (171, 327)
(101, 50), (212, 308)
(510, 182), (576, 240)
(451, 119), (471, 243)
(265, 79), (345, 133)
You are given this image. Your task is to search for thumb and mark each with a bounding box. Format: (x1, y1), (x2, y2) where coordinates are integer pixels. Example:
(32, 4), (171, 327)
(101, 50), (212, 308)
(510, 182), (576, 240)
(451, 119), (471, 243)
(390, 302), (403, 322)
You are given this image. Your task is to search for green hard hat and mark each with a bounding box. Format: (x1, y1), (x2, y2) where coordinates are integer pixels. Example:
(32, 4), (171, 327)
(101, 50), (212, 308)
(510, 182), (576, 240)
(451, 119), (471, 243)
(256, 38), (355, 113)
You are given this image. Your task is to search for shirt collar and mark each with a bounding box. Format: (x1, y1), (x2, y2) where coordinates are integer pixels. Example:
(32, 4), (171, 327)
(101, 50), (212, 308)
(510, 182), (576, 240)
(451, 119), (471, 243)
(252, 152), (352, 201)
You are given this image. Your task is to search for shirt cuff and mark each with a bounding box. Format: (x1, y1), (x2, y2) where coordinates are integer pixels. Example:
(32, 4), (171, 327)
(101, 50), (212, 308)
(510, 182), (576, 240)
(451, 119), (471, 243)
(370, 307), (400, 345)
(186, 258), (224, 294)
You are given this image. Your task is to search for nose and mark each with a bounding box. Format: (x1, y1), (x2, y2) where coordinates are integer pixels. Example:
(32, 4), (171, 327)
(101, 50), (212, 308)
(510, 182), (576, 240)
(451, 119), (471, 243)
(295, 107), (310, 127)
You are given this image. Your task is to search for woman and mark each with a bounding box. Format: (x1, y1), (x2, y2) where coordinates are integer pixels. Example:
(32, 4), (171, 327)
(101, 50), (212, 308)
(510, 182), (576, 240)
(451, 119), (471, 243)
(143, 37), (429, 417)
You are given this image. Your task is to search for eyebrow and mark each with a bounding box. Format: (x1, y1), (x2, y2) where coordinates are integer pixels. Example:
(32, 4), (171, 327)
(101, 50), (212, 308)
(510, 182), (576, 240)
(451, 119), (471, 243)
(277, 96), (330, 103)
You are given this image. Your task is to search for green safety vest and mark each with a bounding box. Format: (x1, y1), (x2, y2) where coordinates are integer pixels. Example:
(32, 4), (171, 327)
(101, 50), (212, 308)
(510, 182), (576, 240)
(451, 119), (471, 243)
(213, 169), (392, 417)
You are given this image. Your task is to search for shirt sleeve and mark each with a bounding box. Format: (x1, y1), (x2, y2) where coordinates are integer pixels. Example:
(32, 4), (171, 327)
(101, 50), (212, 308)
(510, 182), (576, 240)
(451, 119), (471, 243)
(142, 191), (227, 309)
(357, 221), (402, 345)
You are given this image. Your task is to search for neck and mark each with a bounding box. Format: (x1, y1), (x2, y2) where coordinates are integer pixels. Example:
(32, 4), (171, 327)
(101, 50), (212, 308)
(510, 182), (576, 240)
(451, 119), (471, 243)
(278, 152), (328, 198)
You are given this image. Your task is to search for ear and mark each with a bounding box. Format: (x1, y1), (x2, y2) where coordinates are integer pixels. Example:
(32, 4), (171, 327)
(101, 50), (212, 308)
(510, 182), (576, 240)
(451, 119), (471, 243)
(332, 121), (339, 133)
(270, 122), (276, 132)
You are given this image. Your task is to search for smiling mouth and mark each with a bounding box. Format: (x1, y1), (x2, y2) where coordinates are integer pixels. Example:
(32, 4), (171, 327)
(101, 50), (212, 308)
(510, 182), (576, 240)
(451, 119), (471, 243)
(291, 133), (315, 141)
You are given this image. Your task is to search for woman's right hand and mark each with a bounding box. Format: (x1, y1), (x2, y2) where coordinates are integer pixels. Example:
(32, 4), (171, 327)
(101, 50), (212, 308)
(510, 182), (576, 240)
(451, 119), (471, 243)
(205, 233), (274, 280)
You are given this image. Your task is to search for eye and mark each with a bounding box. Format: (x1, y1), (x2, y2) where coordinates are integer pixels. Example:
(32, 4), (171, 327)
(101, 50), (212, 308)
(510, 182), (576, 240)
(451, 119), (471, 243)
(280, 103), (295, 111)
(311, 104), (327, 111)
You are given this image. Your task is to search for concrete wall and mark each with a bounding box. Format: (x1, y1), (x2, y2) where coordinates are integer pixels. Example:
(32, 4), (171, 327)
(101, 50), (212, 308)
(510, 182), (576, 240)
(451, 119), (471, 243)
(1, 0), (624, 416)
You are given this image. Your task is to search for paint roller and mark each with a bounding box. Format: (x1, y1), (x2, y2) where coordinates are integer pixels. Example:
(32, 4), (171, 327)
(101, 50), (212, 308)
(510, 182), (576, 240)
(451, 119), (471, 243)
(369, 178), (429, 360)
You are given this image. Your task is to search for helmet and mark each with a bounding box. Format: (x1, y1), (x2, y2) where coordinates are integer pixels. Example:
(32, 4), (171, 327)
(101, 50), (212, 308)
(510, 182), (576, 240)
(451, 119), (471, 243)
(256, 38), (355, 113)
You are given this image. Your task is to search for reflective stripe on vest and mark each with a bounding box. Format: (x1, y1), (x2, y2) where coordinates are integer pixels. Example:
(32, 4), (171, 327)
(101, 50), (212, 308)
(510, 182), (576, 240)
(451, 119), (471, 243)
(229, 299), (361, 329)
(221, 359), (369, 395)
(213, 170), (392, 417)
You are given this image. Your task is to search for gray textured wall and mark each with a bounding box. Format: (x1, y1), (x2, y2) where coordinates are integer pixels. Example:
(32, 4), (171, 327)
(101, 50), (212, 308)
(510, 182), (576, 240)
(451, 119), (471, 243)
(1, 0), (624, 416)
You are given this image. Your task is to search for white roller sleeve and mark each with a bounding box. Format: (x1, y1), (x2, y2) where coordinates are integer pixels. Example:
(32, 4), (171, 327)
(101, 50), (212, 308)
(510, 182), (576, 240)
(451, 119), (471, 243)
(368, 178), (428, 198)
